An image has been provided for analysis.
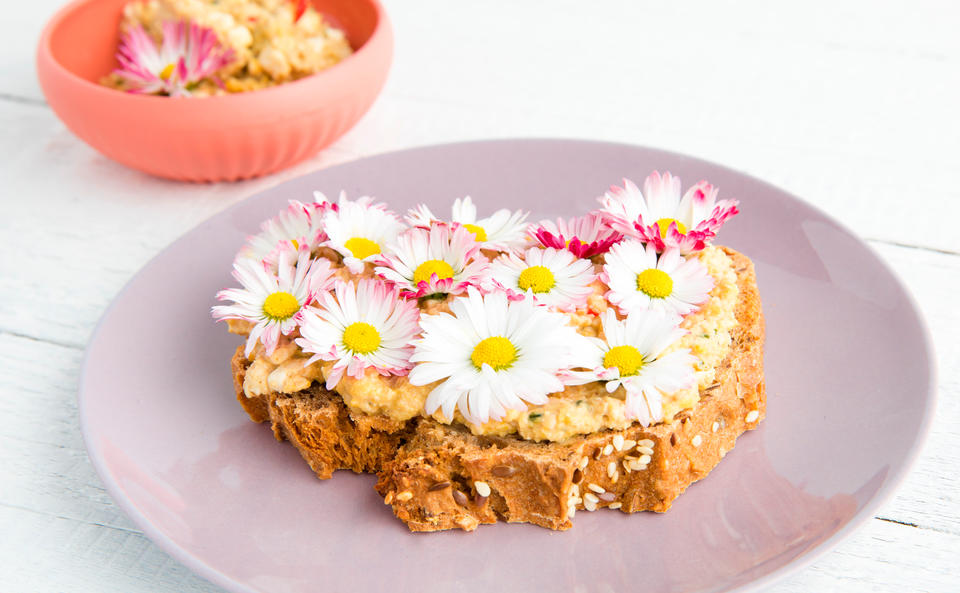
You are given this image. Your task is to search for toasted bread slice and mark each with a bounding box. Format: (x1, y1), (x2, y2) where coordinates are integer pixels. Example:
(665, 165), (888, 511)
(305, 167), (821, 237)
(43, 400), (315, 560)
(230, 248), (765, 531)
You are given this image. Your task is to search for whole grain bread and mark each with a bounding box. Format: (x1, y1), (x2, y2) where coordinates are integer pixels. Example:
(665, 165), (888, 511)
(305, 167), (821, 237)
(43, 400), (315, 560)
(230, 247), (765, 531)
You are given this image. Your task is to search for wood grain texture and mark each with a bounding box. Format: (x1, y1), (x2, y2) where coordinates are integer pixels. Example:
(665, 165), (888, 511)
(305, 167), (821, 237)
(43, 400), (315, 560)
(1, 0), (958, 591)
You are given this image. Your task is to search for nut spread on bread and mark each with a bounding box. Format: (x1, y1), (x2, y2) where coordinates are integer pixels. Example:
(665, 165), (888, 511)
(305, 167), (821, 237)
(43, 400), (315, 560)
(213, 171), (764, 531)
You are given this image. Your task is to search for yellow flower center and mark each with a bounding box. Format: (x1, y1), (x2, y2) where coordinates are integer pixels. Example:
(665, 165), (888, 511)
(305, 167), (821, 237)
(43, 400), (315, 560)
(290, 239), (300, 250)
(413, 259), (456, 284)
(344, 237), (381, 260)
(159, 63), (176, 81)
(262, 291), (300, 320)
(655, 217), (688, 237)
(471, 336), (517, 371)
(636, 269), (673, 298)
(463, 223), (487, 242)
(342, 322), (381, 355)
(603, 345), (645, 377)
(517, 265), (556, 294)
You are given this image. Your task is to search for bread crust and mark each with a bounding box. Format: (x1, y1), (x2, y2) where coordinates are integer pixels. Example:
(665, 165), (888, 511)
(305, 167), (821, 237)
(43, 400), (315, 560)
(230, 247), (765, 531)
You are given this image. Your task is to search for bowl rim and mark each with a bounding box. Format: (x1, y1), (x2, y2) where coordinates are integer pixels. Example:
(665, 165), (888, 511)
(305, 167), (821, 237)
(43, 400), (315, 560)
(36, 0), (391, 104)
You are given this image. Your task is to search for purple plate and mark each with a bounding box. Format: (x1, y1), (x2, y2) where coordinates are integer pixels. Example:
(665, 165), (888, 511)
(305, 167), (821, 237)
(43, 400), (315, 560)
(79, 140), (935, 593)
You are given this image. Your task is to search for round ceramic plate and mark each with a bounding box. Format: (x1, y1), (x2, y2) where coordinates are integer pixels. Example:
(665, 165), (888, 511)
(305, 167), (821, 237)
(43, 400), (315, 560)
(79, 140), (935, 593)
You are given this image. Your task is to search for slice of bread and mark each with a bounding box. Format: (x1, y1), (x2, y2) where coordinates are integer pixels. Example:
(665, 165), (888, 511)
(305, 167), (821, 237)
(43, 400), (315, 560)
(230, 247), (765, 531)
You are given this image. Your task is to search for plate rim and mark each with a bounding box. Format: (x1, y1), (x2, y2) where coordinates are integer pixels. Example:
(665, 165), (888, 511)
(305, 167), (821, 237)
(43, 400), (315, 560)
(77, 138), (938, 593)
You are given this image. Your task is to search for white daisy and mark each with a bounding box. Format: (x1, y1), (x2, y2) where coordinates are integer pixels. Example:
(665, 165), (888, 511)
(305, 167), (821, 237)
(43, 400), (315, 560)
(321, 191), (404, 273)
(296, 279), (421, 389)
(405, 196), (528, 252)
(600, 171), (739, 254)
(374, 224), (491, 299)
(409, 287), (591, 425)
(488, 246), (596, 311)
(212, 248), (336, 356)
(239, 199), (334, 266)
(563, 310), (696, 426)
(602, 240), (713, 317)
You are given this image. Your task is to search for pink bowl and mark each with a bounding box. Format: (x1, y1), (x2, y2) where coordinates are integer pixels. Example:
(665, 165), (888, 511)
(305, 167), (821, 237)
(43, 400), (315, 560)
(36, 0), (392, 182)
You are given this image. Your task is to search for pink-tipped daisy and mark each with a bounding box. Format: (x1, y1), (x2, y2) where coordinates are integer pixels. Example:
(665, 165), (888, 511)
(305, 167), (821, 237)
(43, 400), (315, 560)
(529, 213), (622, 258)
(296, 279), (421, 390)
(405, 196), (528, 252)
(600, 171), (739, 254)
(212, 248), (335, 356)
(409, 287), (592, 425)
(311, 191), (339, 211)
(112, 21), (234, 96)
(602, 240), (713, 317)
(488, 247), (596, 311)
(321, 192), (404, 273)
(374, 224), (491, 299)
(239, 199), (335, 265)
(563, 310), (696, 426)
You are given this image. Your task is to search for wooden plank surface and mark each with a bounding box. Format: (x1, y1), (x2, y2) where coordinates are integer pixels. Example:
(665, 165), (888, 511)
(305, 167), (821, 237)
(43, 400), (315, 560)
(1, 0), (958, 591)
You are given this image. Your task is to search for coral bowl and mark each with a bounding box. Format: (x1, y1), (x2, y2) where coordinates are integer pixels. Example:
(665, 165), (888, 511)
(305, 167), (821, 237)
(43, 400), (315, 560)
(36, 0), (392, 181)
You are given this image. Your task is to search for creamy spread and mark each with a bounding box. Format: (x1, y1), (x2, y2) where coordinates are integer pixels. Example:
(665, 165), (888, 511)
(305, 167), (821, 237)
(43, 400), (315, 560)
(238, 246), (739, 443)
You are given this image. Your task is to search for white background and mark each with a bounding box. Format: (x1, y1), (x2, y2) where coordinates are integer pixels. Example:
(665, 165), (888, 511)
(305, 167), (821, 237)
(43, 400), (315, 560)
(2, 0), (959, 591)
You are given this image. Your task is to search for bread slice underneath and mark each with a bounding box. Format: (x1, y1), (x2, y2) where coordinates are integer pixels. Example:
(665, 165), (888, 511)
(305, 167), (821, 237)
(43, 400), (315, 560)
(230, 248), (765, 531)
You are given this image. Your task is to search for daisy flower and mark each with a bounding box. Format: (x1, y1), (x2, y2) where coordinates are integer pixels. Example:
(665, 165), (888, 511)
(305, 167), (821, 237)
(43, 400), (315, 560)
(112, 21), (234, 97)
(311, 191), (338, 211)
(239, 199), (334, 265)
(563, 310), (696, 426)
(321, 192), (404, 273)
(296, 279), (421, 389)
(293, 0), (309, 21)
(488, 247), (596, 311)
(529, 213), (622, 258)
(600, 171), (739, 254)
(374, 224), (491, 299)
(212, 248), (335, 356)
(603, 240), (713, 317)
(405, 196), (528, 252)
(409, 288), (591, 425)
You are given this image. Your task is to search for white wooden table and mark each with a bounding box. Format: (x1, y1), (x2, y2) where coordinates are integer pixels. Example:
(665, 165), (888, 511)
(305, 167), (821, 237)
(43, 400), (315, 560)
(2, 1), (958, 590)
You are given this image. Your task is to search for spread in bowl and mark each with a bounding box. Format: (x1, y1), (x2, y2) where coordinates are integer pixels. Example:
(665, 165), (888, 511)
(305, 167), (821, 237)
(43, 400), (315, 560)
(102, 0), (353, 96)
